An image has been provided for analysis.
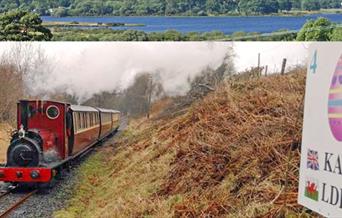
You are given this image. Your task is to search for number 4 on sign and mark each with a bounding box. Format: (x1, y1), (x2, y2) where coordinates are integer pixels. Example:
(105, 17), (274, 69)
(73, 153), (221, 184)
(310, 50), (318, 74)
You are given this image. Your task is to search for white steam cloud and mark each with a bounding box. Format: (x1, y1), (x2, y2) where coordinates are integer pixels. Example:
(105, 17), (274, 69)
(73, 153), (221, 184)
(34, 42), (231, 101)
(0, 42), (309, 102)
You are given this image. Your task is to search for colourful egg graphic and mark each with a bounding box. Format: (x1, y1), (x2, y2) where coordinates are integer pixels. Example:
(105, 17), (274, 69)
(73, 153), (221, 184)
(328, 55), (342, 141)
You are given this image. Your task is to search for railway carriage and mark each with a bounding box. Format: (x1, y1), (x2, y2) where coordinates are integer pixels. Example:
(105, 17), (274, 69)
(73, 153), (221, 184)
(0, 100), (120, 185)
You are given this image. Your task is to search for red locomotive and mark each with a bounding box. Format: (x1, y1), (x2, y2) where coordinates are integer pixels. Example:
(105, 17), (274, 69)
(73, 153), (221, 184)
(0, 100), (120, 185)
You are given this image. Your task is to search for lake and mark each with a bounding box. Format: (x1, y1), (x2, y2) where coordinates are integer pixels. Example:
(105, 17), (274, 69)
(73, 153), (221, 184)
(42, 14), (342, 34)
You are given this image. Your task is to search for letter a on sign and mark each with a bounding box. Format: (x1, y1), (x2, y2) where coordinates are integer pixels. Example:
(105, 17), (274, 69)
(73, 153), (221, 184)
(299, 43), (342, 217)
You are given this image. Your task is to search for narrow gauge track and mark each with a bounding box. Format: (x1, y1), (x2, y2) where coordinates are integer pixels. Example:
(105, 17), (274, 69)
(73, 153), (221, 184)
(0, 190), (11, 199)
(0, 188), (37, 218)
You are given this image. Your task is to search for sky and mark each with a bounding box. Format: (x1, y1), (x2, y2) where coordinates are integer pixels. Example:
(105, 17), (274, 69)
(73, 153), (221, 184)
(0, 42), (310, 101)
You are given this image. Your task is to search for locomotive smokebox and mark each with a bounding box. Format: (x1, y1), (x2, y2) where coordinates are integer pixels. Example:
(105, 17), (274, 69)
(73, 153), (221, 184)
(7, 134), (42, 167)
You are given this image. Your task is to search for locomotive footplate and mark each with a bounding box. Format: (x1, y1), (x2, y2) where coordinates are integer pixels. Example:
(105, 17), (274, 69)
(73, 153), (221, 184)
(0, 167), (53, 183)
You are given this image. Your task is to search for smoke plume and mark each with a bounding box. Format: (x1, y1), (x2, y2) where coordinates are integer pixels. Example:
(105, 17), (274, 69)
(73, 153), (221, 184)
(0, 42), (309, 103)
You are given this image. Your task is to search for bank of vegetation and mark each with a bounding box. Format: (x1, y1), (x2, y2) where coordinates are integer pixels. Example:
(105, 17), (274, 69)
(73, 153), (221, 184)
(54, 64), (313, 217)
(0, 0), (341, 16)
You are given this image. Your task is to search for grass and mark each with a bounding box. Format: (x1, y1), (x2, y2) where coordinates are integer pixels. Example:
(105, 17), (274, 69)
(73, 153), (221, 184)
(55, 125), (178, 218)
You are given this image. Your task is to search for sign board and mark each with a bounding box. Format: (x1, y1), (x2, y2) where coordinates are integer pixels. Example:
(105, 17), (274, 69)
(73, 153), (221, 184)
(299, 43), (342, 217)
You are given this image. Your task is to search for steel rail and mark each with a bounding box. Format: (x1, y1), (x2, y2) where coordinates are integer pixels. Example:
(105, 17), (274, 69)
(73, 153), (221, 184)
(0, 189), (37, 218)
(0, 190), (11, 200)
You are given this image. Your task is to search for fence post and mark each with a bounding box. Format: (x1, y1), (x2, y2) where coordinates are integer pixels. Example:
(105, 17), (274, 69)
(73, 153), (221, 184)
(265, 65), (268, 76)
(281, 58), (287, 75)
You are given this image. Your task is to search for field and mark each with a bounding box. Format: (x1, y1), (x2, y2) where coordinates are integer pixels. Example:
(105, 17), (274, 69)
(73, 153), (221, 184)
(0, 123), (12, 163)
(54, 68), (319, 217)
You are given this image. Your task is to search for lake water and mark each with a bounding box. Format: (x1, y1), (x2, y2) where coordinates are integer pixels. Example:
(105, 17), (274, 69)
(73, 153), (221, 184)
(42, 14), (342, 34)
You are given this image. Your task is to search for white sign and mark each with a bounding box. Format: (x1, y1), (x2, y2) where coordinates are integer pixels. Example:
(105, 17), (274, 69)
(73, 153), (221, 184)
(299, 43), (342, 217)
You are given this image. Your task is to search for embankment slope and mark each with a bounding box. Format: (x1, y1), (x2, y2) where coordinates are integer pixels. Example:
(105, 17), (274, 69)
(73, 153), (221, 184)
(55, 69), (313, 217)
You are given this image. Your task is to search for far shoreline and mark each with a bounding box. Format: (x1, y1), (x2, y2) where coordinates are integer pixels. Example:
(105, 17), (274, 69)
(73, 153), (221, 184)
(41, 9), (342, 19)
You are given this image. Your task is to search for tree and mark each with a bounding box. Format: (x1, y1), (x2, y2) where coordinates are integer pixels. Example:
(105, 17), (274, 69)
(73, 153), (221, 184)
(278, 0), (292, 11)
(330, 27), (342, 41)
(122, 73), (164, 117)
(320, 0), (342, 8)
(187, 52), (234, 101)
(206, 0), (220, 14)
(296, 17), (334, 41)
(51, 7), (69, 17)
(238, 0), (279, 15)
(264, 0), (279, 13)
(0, 64), (23, 123)
(163, 30), (184, 40)
(0, 10), (52, 41)
(302, 0), (321, 10)
(290, 0), (302, 9)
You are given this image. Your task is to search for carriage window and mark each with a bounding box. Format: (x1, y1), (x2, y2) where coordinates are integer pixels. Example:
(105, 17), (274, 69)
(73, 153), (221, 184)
(79, 113), (81, 129)
(87, 113), (89, 128)
(83, 113), (85, 129)
(73, 114), (77, 132)
(81, 113), (84, 129)
(85, 113), (87, 129)
(77, 113), (80, 132)
(86, 113), (88, 128)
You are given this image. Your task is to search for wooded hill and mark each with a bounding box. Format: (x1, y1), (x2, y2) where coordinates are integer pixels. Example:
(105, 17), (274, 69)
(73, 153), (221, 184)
(0, 0), (341, 16)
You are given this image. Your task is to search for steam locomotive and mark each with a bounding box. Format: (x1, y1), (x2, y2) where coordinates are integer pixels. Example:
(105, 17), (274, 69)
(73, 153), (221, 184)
(0, 100), (120, 185)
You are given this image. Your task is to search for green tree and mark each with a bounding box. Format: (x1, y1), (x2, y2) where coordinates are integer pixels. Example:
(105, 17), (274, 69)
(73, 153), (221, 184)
(330, 27), (342, 41)
(296, 17), (333, 41)
(51, 7), (68, 17)
(239, 0), (279, 14)
(319, 0), (341, 8)
(302, 0), (321, 10)
(290, 0), (302, 9)
(278, 0), (292, 10)
(265, 0), (279, 13)
(206, 0), (220, 14)
(163, 29), (184, 40)
(0, 10), (52, 41)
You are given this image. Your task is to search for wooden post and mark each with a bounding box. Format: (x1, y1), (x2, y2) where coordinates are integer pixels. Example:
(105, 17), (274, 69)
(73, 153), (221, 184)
(281, 58), (287, 75)
(258, 53), (260, 68)
(265, 65), (268, 76)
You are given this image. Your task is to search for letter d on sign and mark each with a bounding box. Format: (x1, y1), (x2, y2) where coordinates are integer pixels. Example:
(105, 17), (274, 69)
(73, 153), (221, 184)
(330, 185), (340, 206)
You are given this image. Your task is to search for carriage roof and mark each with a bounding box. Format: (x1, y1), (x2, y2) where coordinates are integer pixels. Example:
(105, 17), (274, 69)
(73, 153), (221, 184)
(97, 108), (120, 114)
(70, 105), (98, 112)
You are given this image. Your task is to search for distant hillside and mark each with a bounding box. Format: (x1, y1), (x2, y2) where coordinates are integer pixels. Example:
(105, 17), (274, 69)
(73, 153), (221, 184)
(55, 68), (315, 217)
(1, 0), (341, 16)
